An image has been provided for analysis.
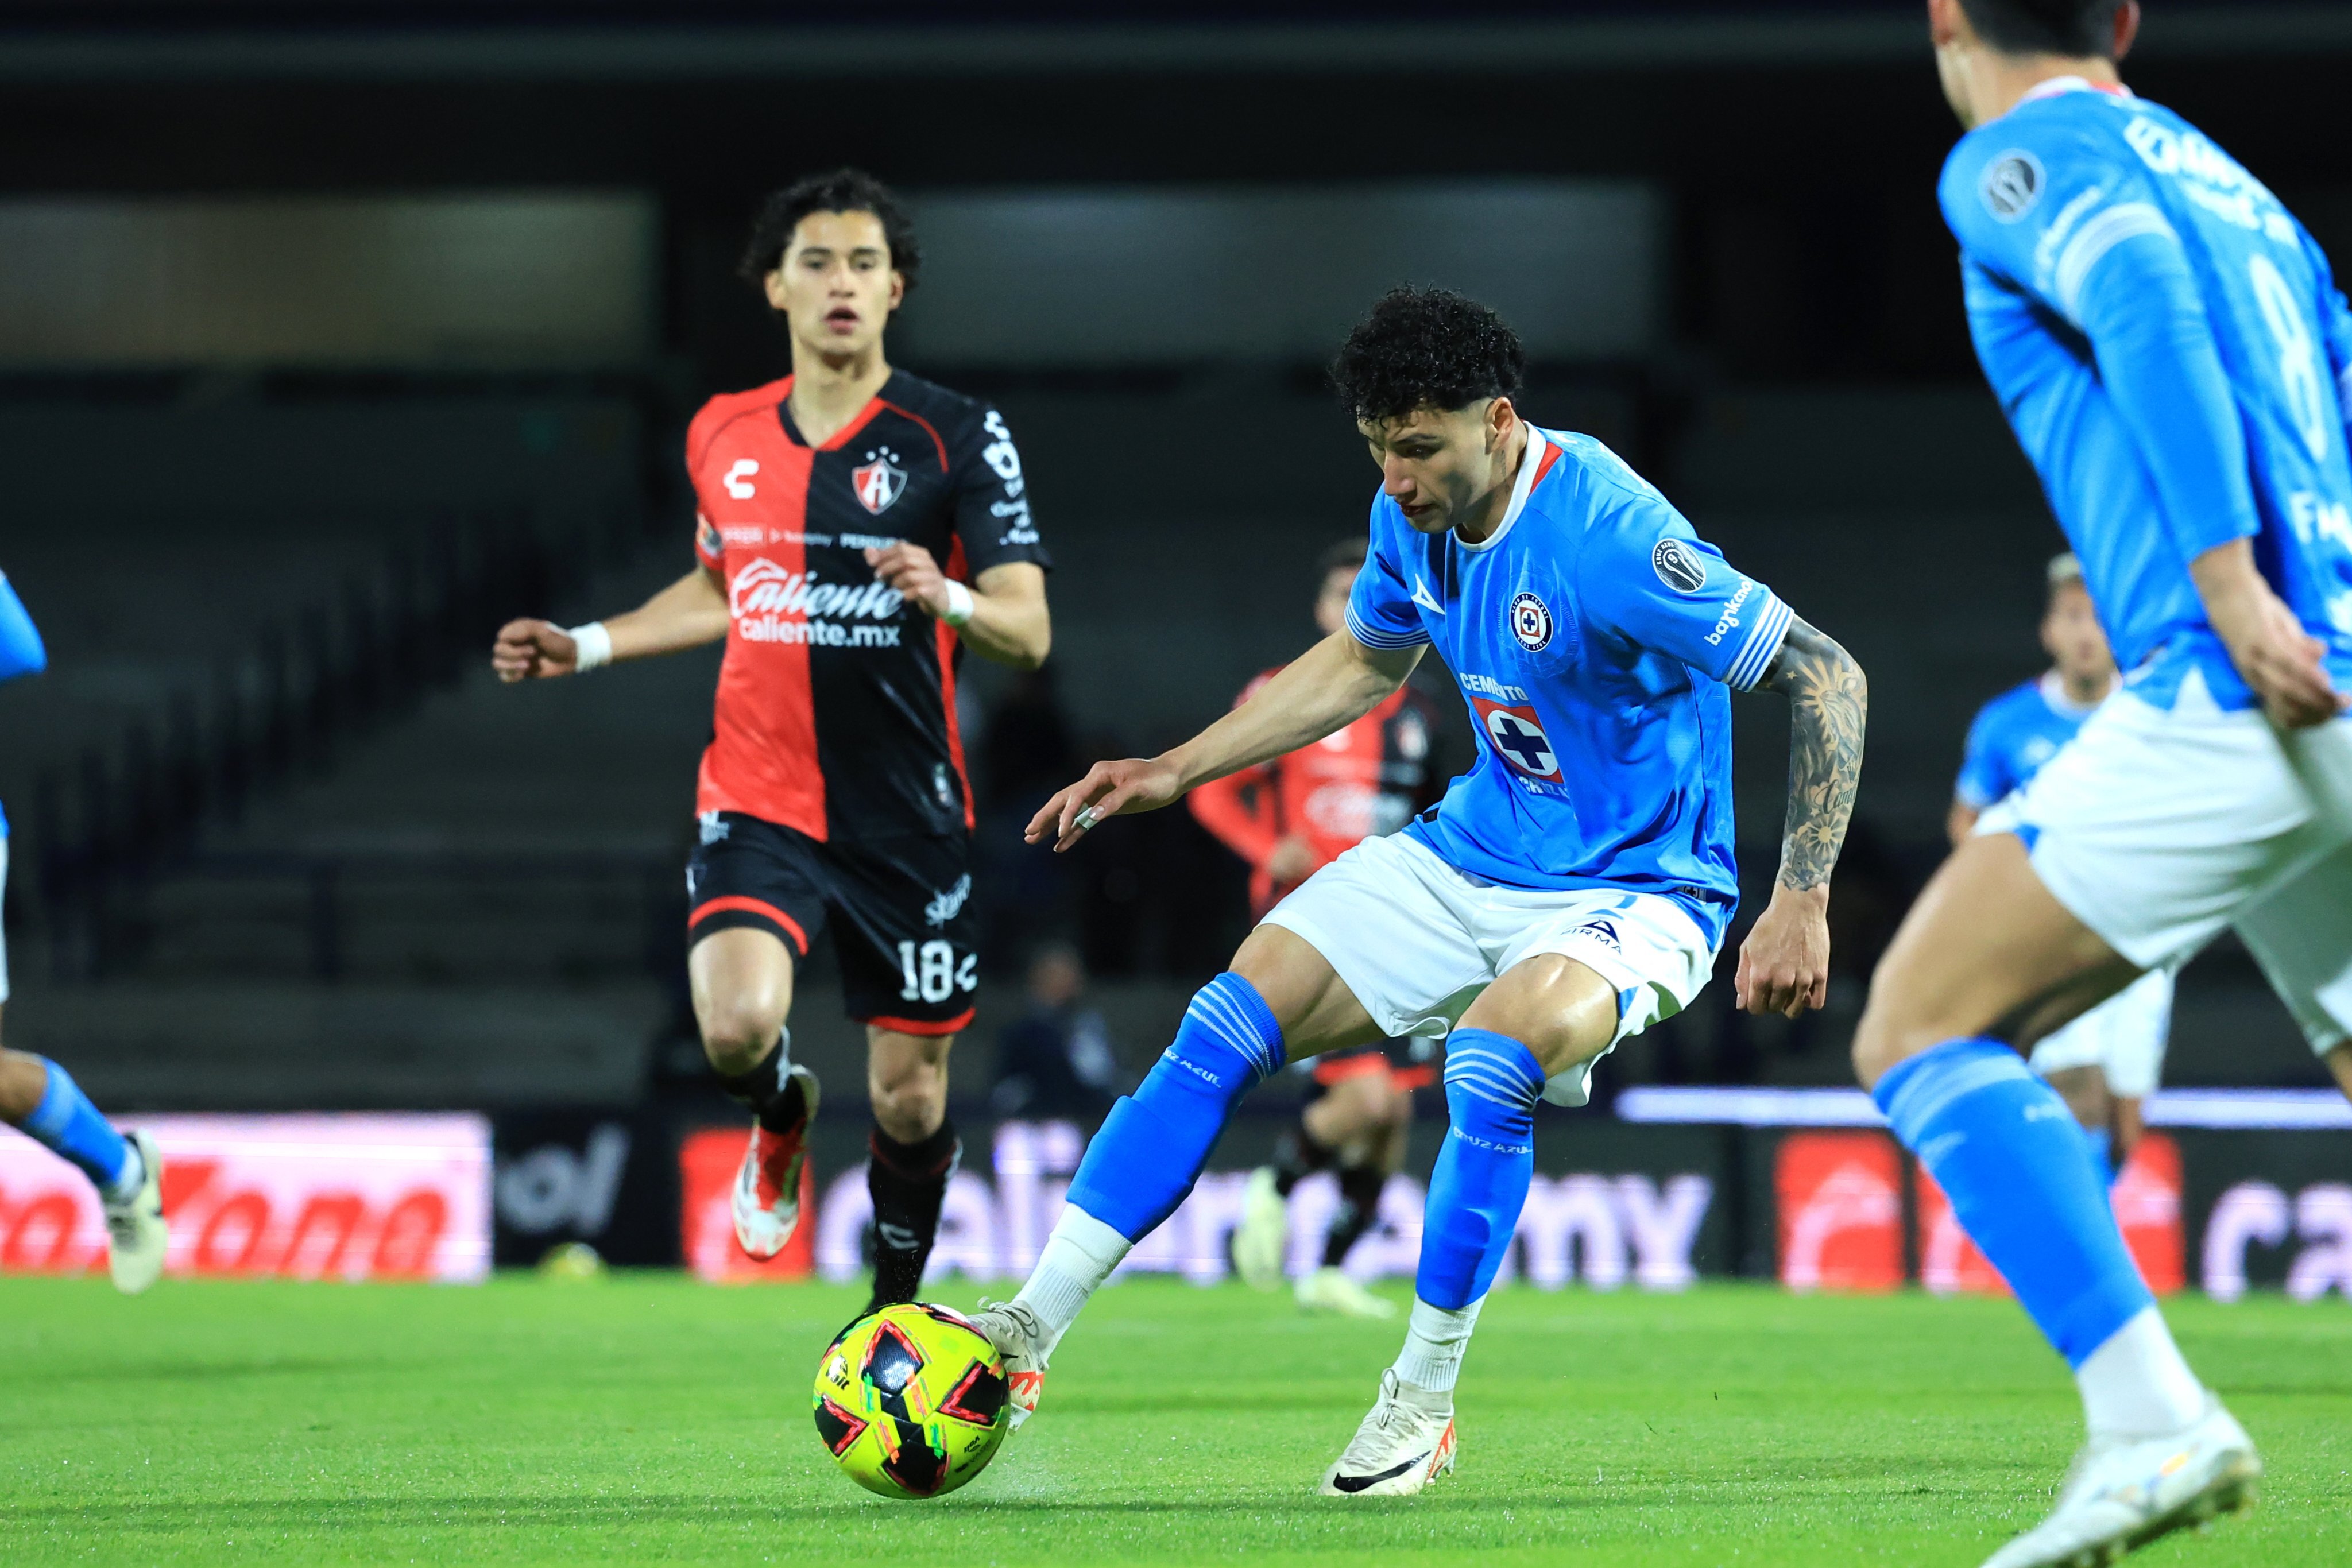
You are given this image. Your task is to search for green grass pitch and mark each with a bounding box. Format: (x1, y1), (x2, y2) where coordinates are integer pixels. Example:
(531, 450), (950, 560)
(2, 1275), (2347, 1566)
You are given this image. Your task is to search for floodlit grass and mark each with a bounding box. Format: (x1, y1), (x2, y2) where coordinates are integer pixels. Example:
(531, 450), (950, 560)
(1, 1274), (2346, 1565)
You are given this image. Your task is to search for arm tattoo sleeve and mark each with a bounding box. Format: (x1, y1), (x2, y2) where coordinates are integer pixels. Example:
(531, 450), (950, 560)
(1755, 614), (1867, 892)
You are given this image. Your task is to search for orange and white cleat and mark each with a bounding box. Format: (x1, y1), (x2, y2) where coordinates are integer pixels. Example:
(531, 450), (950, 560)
(730, 1064), (819, 1260)
(968, 1298), (1051, 1431)
(1319, 1370), (1457, 1497)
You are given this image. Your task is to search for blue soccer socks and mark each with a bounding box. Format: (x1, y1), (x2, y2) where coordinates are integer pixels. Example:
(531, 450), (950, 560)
(1416, 1028), (1547, 1313)
(21, 1059), (140, 1201)
(1875, 1037), (2150, 1367)
(1065, 971), (1285, 1242)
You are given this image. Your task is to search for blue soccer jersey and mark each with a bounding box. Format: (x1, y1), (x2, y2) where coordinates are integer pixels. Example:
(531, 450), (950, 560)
(1953, 673), (2107, 811)
(1941, 78), (2352, 711)
(1345, 427), (1792, 947)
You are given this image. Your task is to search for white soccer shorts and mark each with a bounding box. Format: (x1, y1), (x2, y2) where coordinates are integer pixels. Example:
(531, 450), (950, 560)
(2234, 837), (2352, 1054)
(2026, 966), (2173, 1098)
(1260, 830), (1717, 1108)
(1977, 676), (2352, 1059)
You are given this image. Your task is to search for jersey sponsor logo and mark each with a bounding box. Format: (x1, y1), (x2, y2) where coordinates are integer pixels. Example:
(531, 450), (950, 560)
(853, 447), (910, 515)
(981, 409), (1026, 497)
(1704, 577), (1757, 647)
(1460, 672), (1529, 703)
(720, 526), (764, 547)
(723, 458), (759, 499)
(1411, 578), (1446, 616)
(1980, 150), (2045, 222)
(1470, 696), (1563, 784)
(1509, 591), (1554, 652)
(1651, 539), (1709, 595)
(728, 557), (906, 648)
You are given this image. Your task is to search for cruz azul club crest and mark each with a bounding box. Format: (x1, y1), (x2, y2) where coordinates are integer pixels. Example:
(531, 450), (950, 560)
(852, 447), (910, 515)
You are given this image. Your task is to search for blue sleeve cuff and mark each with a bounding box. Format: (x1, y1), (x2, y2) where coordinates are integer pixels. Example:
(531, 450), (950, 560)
(1723, 594), (1793, 691)
(1344, 602), (1430, 651)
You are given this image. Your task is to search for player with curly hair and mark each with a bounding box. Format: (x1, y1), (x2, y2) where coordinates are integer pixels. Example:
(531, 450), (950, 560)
(970, 286), (1867, 1495)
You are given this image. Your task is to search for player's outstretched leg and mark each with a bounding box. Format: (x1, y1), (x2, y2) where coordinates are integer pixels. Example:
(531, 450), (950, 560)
(1321, 1029), (1538, 1496)
(0, 1050), (165, 1292)
(971, 970), (1287, 1428)
(1856, 838), (2257, 1567)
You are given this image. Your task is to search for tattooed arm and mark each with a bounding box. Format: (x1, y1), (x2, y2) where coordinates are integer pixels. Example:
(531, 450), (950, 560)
(1735, 614), (1868, 1018)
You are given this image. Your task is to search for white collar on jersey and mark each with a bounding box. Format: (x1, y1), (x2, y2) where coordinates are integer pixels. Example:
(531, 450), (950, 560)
(2019, 74), (2136, 105)
(2038, 667), (2117, 717)
(1456, 425), (1552, 553)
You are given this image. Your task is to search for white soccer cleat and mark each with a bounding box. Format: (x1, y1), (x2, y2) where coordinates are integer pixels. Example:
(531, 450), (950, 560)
(1232, 1166), (1288, 1291)
(969, 1298), (1051, 1431)
(1980, 1395), (2260, 1568)
(103, 1130), (167, 1296)
(1319, 1369), (1457, 1497)
(1296, 1264), (1398, 1319)
(730, 1064), (819, 1260)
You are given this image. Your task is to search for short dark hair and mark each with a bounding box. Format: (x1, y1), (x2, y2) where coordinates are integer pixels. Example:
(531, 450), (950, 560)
(737, 168), (922, 295)
(1317, 537), (1368, 579)
(1329, 287), (1525, 426)
(1959, 0), (2123, 57)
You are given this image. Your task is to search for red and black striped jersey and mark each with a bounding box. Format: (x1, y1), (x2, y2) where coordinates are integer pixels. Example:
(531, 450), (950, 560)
(687, 369), (1050, 843)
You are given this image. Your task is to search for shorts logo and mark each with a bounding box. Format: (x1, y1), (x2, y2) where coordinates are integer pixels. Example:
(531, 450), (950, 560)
(697, 811), (731, 845)
(853, 448), (909, 515)
(1470, 696), (1562, 783)
(1980, 150), (2045, 222)
(925, 874), (973, 928)
(1508, 591), (1553, 652)
(1573, 918), (1623, 954)
(1651, 539), (1709, 595)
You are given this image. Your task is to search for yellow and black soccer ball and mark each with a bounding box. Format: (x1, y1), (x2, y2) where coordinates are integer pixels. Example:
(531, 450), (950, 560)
(812, 1303), (1010, 1499)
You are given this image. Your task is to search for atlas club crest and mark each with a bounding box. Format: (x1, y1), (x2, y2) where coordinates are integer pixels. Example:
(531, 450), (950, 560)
(853, 447), (909, 515)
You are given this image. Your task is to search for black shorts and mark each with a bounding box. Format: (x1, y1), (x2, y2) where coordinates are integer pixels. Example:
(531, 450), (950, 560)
(684, 812), (978, 1035)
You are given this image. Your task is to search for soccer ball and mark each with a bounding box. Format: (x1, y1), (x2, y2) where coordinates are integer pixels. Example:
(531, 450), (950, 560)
(811, 1303), (1011, 1499)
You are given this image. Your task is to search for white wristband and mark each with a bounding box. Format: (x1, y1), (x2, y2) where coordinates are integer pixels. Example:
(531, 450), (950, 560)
(568, 621), (613, 672)
(939, 579), (976, 628)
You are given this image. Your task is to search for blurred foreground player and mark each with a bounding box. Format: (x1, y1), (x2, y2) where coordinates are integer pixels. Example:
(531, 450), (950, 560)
(1951, 554), (2170, 1176)
(1854, 4), (2352, 1561)
(973, 288), (1866, 1495)
(493, 171), (1052, 1311)
(0, 571), (165, 1292)
(1190, 539), (1446, 1318)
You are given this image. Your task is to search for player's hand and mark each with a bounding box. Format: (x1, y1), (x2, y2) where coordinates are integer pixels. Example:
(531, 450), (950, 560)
(492, 618), (577, 683)
(2229, 591), (2346, 730)
(1735, 883), (1831, 1019)
(865, 543), (954, 621)
(1025, 758), (1184, 851)
(1266, 835), (1317, 888)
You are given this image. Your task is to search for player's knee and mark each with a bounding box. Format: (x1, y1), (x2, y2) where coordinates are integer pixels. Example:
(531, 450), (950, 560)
(869, 1064), (946, 1143)
(699, 1005), (784, 1077)
(1461, 953), (1615, 1078)
(0, 1047), (48, 1122)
